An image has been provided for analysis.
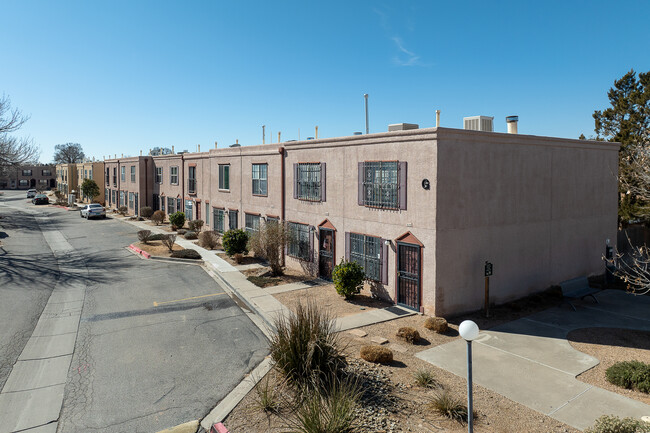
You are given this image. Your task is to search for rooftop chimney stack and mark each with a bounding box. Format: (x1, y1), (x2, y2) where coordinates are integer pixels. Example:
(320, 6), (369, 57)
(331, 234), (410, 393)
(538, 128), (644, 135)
(278, 132), (281, 143)
(140, 150), (142, 156)
(436, 110), (441, 128)
(506, 116), (519, 134)
(198, 144), (201, 152)
(215, 141), (218, 149)
(172, 145), (175, 153)
(315, 126), (319, 139)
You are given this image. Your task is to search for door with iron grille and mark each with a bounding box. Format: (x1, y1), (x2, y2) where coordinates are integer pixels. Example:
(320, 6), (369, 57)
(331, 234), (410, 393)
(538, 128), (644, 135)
(397, 243), (420, 310)
(319, 228), (335, 280)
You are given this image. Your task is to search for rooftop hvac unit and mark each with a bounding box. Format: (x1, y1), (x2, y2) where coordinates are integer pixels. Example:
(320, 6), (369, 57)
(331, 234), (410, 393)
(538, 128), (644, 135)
(463, 116), (494, 132)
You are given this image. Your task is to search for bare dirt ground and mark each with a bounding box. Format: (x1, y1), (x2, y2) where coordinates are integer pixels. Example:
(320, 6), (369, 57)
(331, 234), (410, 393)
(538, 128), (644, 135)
(242, 266), (316, 288)
(568, 327), (650, 405)
(216, 252), (264, 266)
(132, 240), (184, 257)
(224, 287), (590, 433)
(273, 283), (394, 317)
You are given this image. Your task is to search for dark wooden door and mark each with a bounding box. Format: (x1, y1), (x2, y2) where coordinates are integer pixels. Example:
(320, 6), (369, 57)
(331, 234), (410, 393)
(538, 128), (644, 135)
(397, 243), (420, 310)
(319, 228), (335, 280)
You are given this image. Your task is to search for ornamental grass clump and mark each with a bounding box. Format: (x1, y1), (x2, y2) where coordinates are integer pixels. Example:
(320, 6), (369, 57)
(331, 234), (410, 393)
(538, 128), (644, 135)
(429, 390), (472, 424)
(332, 259), (365, 299)
(359, 345), (393, 364)
(396, 326), (420, 344)
(413, 368), (440, 388)
(424, 316), (448, 333)
(269, 300), (345, 390)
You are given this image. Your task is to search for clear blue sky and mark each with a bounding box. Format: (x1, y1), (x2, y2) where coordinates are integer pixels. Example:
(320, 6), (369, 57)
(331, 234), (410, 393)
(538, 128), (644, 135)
(2, 0), (649, 163)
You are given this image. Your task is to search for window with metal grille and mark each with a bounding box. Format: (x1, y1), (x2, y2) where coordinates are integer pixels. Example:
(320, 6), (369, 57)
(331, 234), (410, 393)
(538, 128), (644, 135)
(288, 222), (310, 261)
(155, 167), (162, 184)
(213, 208), (225, 233)
(349, 233), (381, 281)
(362, 161), (399, 209)
(229, 210), (238, 230)
(167, 197), (175, 214)
(129, 192), (134, 209)
(219, 164), (230, 190)
(170, 166), (178, 185)
(297, 163), (321, 201)
(188, 167), (196, 194)
(245, 213), (260, 234)
(252, 164), (267, 196)
(130, 166), (136, 182)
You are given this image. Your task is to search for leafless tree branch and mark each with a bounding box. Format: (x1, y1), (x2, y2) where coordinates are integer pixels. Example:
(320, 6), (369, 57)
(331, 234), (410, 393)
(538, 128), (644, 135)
(605, 232), (650, 295)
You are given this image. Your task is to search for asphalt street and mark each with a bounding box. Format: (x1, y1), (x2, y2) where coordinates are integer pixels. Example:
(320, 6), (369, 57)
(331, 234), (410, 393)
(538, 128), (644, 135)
(0, 191), (269, 432)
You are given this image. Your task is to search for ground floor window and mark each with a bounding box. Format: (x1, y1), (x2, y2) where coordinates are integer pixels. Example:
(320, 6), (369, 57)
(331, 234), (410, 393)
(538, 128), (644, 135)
(349, 233), (381, 281)
(213, 208), (225, 233)
(168, 197), (175, 214)
(229, 210), (238, 230)
(120, 191), (125, 207)
(185, 200), (193, 221)
(161, 196), (166, 212)
(105, 190), (108, 203)
(112, 190), (116, 205)
(153, 194), (159, 211)
(205, 203), (210, 226)
(245, 213), (260, 234)
(129, 192), (134, 209)
(287, 222), (311, 261)
(19, 180), (28, 187)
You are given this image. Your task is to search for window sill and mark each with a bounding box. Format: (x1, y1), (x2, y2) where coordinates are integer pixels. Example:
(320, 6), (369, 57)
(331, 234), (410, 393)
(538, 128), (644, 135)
(252, 194), (268, 197)
(218, 189), (230, 193)
(298, 198), (322, 202)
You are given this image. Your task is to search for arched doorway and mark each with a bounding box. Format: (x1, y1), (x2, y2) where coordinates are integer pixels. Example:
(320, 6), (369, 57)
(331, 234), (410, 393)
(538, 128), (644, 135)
(30, 179), (36, 188)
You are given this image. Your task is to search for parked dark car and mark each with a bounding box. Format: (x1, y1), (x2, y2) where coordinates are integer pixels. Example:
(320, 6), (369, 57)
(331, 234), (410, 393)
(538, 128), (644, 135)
(32, 194), (49, 205)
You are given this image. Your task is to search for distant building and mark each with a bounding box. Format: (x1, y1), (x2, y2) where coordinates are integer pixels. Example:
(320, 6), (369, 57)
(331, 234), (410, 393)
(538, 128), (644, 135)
(0, 164), (56, 190)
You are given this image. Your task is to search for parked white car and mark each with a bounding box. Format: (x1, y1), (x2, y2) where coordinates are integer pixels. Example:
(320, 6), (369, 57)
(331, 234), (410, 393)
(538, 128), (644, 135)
(80, 203), (106, 219)
(26, 189), (37, 198)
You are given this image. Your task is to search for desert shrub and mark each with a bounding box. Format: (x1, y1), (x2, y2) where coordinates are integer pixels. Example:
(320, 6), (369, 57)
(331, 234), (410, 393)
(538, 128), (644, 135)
(139, 206), (153, 218)
(188, 219), (204, 232)
(170, 249), (201, 260)
(413, 369), (439, 388)
(222, 229), (249, 256)
(429, 391), (471, 424)
(168, 211), (186, 230)
(137, 230), (152, 244)
(332, 260), (365, 299)
(184, 230), (198, 240)
(606, 361), (650, 393)
(249, 221), (287, 275)
(148, 233), (167, 241)
(269, 300), (345, 389)
(151, 210), (165, 225)
(198, 230), (219, 249)
(253, 375), (282, 414)
(359, 345), (393, 364)
(586, 415), (650, 433)
(396, 327), (420, 344)
(177, 228), (187, 235)
(117, 206), (128, 216)
(424, 317), (448, 333)
(288, 376), (361, 433)
(161, 234), (176, 252)
(234, 253), (244, 264)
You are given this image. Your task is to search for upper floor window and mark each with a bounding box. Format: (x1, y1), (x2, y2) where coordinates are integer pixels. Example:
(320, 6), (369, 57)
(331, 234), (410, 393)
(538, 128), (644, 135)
(245, 213), (260, 234)
(287, 222), (311, 261)
(106, 168), (110, 185)
(188, 166), (196, 194)
(130, 166), (136, 182)
(170, 166), (178, 185)
(252, 163), (268, 196)
(121, 166), (126, 182)
(359, 161), (407, 210)
(219, 164), (230, 190)
(22, 169), (32, 176)
(294, 163), (325, 202)
(84, 170), (88, 179)
(113, 168), (117, 186)
(42, 169), (51, 176)
(155, 167), (162, 184)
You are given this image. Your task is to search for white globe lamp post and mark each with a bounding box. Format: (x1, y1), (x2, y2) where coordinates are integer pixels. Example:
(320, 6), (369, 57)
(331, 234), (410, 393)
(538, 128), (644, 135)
(459, 320), (479, 432)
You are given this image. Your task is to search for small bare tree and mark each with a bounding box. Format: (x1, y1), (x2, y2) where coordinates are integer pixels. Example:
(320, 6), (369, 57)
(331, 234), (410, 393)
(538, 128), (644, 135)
(0, 95), (40, 177)
(249, 220), (287, 275)
(605, 234), (650, 295)
(162, 234), (176, 252)
(619, 146), (650, 219)
(137, 230), (152, 244)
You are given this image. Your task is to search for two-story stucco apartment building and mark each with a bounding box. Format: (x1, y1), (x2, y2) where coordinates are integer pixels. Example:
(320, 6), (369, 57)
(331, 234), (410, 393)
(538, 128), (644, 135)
(0, 164), (55, 190)
(56, 163), (77, 197)
(76, 161), (106, 204)
(101, 123), (618, 316)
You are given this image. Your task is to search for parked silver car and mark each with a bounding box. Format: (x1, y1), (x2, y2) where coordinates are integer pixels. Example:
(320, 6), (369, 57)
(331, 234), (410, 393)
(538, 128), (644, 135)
(26, 189), (37, 198)
(80, 203), (106, 219)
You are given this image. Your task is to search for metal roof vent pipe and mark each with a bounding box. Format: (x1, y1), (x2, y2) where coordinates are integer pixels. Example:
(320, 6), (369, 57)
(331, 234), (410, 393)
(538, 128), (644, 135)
(436, 110), (441, 128)
(506, 116), (519, 134)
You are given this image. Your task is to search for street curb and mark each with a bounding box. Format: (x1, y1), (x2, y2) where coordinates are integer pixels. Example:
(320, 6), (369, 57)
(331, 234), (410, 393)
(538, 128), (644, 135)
(200, 357), (273, 430)
(128, 243), (151, 259)
(150, 255), (204, 265)
(156, 419), (199, 433)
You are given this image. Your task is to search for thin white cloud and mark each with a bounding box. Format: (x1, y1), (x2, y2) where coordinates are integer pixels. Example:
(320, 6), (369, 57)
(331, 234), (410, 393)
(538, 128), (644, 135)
(392, 36), (421, 67)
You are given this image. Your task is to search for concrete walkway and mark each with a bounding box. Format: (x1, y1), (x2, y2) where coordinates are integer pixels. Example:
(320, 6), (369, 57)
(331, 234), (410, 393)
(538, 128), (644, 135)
(416, 289), (650, 431)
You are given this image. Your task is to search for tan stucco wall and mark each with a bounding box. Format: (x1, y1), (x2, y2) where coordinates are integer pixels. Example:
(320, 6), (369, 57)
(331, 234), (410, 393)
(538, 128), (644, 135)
(433, 128), (619, 316)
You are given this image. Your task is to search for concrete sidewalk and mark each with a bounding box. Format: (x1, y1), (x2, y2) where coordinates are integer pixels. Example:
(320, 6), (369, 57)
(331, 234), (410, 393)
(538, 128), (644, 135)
(416, 289), (650, 431)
